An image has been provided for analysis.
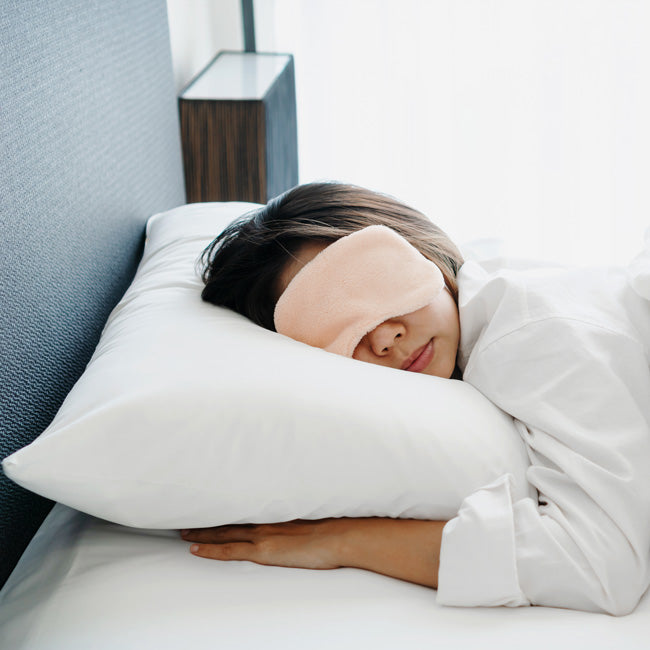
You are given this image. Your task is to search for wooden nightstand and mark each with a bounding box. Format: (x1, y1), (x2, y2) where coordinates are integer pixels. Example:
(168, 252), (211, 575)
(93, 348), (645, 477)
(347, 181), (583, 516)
(179, 51), (298, 204)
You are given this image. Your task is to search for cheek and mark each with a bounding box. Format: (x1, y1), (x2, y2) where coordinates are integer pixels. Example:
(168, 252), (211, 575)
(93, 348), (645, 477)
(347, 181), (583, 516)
(352, 339), (369, 362)
(432, 294), (459, 333)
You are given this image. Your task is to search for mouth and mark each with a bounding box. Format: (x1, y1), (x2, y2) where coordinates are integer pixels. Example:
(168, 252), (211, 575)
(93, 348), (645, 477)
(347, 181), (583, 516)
(402, 339), (435, 373)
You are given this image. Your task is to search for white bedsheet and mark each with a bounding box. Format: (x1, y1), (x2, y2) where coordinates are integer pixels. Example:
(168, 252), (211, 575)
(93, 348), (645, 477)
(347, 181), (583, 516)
(0, 504), (648, 649)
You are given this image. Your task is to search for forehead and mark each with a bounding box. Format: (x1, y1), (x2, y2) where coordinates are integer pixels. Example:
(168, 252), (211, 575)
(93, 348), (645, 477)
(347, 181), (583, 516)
(277, 241), (330, 297)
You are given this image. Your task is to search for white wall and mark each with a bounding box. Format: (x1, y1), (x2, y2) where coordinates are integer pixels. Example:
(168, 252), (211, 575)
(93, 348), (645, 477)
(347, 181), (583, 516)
(167, 1), (650, 265)
(166, 0), (243, 93)
(256, 0), (650, 266)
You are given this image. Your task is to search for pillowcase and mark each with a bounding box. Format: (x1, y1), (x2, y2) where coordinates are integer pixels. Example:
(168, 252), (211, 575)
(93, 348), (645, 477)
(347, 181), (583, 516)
(2, 203), (534, 528)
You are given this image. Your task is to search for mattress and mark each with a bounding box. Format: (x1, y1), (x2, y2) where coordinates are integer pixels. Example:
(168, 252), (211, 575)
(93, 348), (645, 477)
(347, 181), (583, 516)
(0, 504), (648, 649)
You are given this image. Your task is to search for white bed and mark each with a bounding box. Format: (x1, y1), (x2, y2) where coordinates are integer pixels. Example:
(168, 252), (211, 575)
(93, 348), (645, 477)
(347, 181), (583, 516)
(1, 503), (648, 650)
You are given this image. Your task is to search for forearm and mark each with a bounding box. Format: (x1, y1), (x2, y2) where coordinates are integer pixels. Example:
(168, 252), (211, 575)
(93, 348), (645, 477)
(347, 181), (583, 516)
(337, 518), (445, 589)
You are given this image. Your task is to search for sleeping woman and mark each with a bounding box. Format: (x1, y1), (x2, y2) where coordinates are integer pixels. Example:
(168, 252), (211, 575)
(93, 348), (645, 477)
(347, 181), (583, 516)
(182, 182), (650, 616)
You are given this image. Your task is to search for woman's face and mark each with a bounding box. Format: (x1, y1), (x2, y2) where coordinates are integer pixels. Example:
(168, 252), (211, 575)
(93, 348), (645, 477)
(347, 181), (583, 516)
(278, 241), (461, 379)
(352, 290), (460, 379)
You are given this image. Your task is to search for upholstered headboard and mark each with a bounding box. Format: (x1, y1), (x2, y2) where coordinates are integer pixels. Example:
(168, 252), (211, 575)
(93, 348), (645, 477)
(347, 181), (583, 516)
(0, 0), (186, 587)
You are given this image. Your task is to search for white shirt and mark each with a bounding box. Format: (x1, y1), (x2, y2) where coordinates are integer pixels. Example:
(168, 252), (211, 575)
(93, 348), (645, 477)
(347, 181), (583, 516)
(437, 234), (650, 615)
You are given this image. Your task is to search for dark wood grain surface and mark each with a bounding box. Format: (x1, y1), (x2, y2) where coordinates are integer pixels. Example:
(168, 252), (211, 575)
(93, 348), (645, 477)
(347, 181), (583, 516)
(179, 52), (298, 203)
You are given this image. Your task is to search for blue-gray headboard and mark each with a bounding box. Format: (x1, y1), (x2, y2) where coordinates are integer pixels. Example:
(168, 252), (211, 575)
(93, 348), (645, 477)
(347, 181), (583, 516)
(0, 0), (186, 587)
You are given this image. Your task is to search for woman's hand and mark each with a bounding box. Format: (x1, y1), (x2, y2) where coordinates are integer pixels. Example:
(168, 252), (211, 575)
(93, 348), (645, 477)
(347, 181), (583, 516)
(181, 517), (445, 589)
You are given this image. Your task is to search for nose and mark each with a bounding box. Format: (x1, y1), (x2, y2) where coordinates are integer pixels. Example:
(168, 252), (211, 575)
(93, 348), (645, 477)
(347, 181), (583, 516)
(366, 320), (406, 356)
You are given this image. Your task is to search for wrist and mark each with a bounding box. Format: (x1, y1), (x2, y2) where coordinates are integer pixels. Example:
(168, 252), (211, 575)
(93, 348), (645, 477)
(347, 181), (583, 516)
(333, 517), (365, 568)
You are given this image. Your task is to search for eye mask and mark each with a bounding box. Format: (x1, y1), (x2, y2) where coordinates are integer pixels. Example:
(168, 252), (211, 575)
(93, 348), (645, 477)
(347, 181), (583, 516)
(273, 225), (445, 357)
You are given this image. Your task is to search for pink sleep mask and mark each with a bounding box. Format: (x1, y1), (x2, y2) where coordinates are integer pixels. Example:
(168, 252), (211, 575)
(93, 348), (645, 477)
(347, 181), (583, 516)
(273, 225), (446, 357)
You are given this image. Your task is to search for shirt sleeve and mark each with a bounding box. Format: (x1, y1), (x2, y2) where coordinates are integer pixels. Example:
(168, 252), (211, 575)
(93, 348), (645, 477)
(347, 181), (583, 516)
(437, 318), (650, 615)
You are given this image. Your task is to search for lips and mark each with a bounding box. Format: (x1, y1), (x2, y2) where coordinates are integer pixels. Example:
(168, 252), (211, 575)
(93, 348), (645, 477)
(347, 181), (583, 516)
(403, 339), (435, 373)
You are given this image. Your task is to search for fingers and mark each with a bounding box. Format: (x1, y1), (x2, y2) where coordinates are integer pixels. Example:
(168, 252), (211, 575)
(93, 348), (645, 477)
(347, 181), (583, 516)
(180, 525), (264, 562)
(180, 521), (307, 543)
(189, 541), (257, 561)
(180, 525), (259, 544)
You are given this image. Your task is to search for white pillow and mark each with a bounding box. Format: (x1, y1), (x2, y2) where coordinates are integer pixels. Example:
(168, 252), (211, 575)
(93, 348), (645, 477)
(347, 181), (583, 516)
(2, 203), (534, 528)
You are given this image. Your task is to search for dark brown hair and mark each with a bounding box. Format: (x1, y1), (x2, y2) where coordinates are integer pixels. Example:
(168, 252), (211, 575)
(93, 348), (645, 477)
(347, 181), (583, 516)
(200, 182), (464, 331)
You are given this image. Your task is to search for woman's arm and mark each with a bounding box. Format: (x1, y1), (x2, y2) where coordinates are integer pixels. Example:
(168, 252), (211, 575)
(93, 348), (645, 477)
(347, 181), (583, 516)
(443, 320), (650, 615)
(182, 517), (445, 589)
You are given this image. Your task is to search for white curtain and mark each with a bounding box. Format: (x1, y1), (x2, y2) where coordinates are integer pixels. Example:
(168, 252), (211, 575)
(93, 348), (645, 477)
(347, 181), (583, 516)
(255, 0), (650, 266)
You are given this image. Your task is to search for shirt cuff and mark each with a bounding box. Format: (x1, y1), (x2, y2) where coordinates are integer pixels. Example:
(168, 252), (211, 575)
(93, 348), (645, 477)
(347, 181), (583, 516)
(436, 473), (530, 608)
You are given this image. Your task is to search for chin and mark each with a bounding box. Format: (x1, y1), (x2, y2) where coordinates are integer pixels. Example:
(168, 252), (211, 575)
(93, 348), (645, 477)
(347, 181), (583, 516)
(423, 365), (451, 379)
(426, 357), (455, 379)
